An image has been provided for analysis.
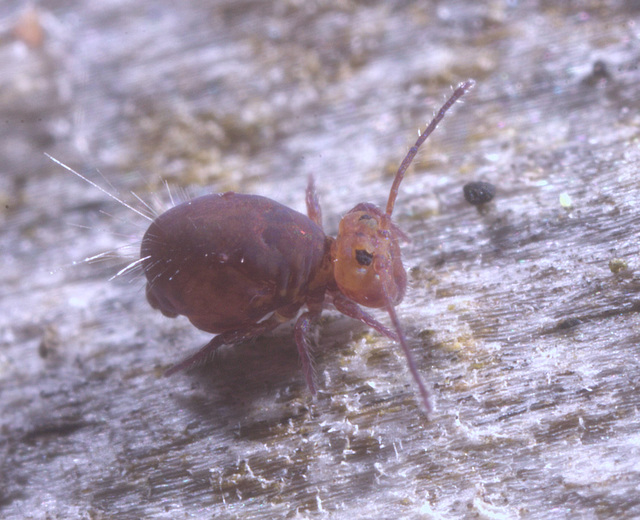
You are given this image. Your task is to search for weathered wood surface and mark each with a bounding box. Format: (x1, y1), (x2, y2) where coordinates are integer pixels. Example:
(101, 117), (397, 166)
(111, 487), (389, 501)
(2, 1), (640, 518)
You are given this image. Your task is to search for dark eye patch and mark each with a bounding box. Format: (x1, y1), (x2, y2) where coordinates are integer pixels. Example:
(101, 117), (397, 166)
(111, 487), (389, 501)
(358, 214), (373, 221)
(355, 249), (373, 266)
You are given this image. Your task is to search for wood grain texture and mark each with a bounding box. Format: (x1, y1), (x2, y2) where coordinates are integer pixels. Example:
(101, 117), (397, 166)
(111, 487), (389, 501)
(2, 1), (640, 518)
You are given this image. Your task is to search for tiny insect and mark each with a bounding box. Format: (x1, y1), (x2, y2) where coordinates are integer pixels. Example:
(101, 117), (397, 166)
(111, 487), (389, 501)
(51, 79), (474, 413)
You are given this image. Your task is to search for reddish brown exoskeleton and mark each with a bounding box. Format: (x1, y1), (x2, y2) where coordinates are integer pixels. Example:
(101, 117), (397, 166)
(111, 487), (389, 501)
(55, 80), (473, 413)
(140, 80), (475, 413)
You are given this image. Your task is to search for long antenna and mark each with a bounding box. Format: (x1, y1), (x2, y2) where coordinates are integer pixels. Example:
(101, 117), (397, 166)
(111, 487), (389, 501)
(385, 79), (475, 217)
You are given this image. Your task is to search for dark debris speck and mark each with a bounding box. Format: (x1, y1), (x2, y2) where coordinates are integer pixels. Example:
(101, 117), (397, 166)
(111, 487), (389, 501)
(463, 181), (496, 205)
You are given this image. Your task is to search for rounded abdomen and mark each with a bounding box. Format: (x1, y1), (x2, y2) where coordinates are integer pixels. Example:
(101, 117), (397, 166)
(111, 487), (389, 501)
(141, 193), (327, 333)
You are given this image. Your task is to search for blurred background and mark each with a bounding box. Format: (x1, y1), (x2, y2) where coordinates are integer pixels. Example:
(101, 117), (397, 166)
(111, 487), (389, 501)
(2, 1), (640, 518)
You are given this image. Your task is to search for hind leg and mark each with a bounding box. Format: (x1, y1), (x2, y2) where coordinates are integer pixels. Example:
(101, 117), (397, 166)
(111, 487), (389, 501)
(294, 308), (322, 394)
(164, 313), (284, 376)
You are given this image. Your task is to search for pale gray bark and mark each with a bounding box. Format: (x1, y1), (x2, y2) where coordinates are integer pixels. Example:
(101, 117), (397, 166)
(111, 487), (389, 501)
(2, 1), (640, 518)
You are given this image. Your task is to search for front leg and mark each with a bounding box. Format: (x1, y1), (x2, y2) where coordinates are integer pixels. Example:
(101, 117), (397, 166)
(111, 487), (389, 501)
(331, 291), (399, 342)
